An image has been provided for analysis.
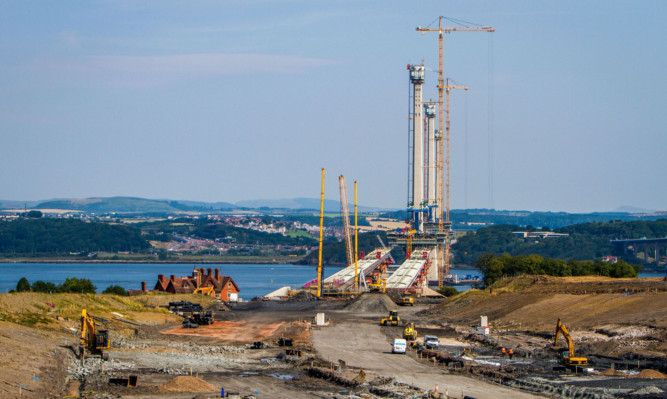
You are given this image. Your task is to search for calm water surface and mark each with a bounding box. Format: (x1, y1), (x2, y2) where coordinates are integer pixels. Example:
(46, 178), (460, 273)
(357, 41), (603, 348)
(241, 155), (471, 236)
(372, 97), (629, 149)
(0, 263), (661, 299)
(0, 263), (345, 300)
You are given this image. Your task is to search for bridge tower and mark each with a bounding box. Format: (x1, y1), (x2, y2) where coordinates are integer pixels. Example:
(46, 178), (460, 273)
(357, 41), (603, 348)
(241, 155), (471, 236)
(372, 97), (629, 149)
(408, 64), (426, 232)
(424, 103), (437, 222)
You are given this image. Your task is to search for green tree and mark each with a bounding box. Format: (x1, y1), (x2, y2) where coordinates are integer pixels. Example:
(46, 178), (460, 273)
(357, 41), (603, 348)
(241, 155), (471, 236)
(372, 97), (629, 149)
(103, 285), (128, 296)
(16, 277), (30, 292)
(31, 281), (58, 293)
(438, 286), (459, 297)
(26, 210), (43, 218)
(59, 277), (96, 293)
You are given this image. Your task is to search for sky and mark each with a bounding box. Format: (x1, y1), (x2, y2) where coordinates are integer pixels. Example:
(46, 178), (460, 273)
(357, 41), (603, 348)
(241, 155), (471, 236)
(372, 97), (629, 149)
(1, 1), (665, 213)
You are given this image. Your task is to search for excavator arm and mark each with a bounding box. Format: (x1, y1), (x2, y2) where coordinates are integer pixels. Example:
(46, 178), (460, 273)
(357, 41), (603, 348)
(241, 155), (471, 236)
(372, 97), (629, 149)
(554, 319), (575, 356)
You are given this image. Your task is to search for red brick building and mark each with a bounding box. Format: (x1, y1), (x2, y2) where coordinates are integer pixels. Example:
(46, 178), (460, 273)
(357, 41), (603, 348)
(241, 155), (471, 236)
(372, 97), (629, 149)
(142, 267), (240, 301)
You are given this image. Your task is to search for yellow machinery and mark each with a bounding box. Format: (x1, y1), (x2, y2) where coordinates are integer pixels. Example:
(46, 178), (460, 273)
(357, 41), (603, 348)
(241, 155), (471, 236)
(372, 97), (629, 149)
(554, 319), (588, 369)
(380, 310), (400, 326)
(403, 322), (417, 340)
(194, 285), (215, 296)
(80, 309), (110, 363)
(400, 292), (414, 306)
(368, 278), (386, 293)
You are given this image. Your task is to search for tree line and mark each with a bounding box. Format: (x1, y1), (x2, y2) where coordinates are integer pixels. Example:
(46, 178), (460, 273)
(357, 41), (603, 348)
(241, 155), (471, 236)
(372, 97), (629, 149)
(476, 253), (641, 286)
(13, 276), (128, 295)
(454, 219), (667, 265)
(0, 219), (149, 255)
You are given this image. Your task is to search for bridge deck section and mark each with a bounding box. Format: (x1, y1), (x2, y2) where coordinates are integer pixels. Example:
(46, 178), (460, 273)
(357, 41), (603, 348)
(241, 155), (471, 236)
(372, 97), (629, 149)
(323, 249), (392, 288)
(385, 250), (431, 289)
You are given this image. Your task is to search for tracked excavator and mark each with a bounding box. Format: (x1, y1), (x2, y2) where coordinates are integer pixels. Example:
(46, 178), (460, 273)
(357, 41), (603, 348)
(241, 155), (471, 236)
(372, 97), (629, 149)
(80, 309), (110, 363)
(554, 319), (588, 370)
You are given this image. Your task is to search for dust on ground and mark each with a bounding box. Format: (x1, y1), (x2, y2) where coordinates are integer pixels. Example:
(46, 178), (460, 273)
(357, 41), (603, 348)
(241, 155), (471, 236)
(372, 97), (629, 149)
(0, 276), (665, 398)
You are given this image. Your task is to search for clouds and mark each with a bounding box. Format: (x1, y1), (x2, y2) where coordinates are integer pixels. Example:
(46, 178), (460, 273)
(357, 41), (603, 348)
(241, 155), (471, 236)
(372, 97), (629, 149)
(29, 53), (336, 88)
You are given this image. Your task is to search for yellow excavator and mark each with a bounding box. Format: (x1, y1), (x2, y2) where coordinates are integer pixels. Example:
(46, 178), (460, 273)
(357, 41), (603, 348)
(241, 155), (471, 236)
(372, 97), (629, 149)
(403, 322), (417, 340)
(554, 319), (588, 370)
(80, 309), (110, 363)
(380, 310), (401, 326)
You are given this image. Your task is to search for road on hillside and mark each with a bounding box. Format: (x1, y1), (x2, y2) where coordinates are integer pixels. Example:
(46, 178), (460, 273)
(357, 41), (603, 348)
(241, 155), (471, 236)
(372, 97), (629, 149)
(312, 321), (542, 399)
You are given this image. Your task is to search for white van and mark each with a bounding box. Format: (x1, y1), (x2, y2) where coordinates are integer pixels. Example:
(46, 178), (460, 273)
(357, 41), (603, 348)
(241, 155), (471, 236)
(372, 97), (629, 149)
(392, 338), (407, 354)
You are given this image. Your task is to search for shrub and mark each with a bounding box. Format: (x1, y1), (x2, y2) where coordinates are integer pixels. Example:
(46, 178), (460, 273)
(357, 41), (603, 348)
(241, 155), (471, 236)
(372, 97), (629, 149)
(102, 285), (128, 296)
(438, 286), (459, 297)
(16, 277), (30, 292)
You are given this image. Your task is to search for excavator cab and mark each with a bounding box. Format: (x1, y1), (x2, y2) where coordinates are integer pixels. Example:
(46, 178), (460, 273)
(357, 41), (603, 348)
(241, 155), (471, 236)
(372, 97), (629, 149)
(401, 292), (414, 306)
(95, 330), (110, 350)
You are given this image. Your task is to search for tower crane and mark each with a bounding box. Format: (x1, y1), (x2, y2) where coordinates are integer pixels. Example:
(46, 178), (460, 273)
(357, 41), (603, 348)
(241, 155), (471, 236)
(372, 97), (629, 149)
(416, 16), (494, 287)
(339, 175), (354, 267)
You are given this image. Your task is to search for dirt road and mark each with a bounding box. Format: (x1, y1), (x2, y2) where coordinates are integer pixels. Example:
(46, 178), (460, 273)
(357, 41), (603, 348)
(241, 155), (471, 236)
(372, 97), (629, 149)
(312, 321), (542, 399)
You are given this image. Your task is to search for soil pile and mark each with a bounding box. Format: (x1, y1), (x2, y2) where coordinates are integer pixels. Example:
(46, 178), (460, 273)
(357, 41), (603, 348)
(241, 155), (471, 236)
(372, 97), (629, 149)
(636, 369), (667, 379)
(158, 376), (218, 392)
(345, 293), (396, 313)
(288, 291), (317, 302)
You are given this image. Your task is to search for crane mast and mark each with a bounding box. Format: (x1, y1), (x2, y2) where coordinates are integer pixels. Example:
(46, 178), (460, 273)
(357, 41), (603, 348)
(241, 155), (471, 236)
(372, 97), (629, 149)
(416, 16), (494, 287)
(339, 175), (354, 267)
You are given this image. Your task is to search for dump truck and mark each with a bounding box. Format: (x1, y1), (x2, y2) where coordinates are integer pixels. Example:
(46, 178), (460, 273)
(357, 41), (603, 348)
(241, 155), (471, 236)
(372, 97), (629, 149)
(403, 322), (417, 340)
(380, 310), (401, 326)
(79, 309), (110, 363)
(554, 319), (588, 370)
(400, 292), (414, 306)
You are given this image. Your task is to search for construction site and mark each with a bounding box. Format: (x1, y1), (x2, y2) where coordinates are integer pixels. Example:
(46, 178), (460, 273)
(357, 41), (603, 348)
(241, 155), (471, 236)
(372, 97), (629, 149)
(0, 15), (665, 399)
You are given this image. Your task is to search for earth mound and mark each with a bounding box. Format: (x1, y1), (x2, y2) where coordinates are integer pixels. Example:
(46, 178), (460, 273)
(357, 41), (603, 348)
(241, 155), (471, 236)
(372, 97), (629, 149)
(158, 376), (218, 392)
(345, 293), (396, 313)
(636, 369), (667, 379)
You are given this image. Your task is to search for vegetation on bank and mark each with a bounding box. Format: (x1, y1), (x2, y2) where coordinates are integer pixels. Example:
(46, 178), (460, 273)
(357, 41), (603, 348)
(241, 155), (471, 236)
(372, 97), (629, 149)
(476, 253), (642, 286)
(454, 219), (667, 265)
(0, 218), (149, 255)
(14, 276), (98, 293)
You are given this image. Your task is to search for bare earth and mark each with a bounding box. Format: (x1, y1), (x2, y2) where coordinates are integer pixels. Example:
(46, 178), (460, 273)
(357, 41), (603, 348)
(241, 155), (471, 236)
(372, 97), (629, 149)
(312, 321), (542, 398)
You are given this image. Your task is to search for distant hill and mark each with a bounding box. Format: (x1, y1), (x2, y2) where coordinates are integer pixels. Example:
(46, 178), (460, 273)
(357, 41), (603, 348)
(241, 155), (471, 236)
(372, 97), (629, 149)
(0, 200), (41, 210)
(35, 197), (189, 213)
(613, 205), (656, 214)
(235, 197), (390, 213)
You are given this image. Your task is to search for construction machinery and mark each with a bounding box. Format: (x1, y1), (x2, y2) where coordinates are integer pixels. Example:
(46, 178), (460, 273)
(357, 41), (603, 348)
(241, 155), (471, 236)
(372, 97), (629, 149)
(400, 292), (415, 306)
(554, 319), (588, 370)
(403, 322), (417, 340)
(79, 309), (110, 363)
(380, 310), (401, 326)
(194, 285), (215, 296)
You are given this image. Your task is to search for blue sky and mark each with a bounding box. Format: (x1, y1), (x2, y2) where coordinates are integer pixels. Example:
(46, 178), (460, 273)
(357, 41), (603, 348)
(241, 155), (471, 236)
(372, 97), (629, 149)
(1, 1), (665, 213)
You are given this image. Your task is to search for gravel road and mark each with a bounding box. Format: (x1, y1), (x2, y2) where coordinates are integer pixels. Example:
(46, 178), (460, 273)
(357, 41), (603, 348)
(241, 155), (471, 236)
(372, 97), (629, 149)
(312, 321), (543, 399)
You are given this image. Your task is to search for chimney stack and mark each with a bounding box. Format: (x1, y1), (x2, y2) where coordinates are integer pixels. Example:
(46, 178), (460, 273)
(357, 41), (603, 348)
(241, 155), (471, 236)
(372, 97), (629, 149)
(207, 268), (213, 278)
(158, 274), (165, 284)
(170, 275), (176, 282)
(215, 268), (220, 281)
(141, 281), (147, 292)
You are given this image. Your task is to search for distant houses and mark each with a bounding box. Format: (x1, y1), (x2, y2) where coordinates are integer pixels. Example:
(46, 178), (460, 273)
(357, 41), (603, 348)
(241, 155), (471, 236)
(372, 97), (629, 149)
(134, 267), (240, 301)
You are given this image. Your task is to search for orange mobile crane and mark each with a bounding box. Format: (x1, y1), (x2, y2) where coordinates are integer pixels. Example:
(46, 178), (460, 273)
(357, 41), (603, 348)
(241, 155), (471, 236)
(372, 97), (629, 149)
(554, 319), (588, 370)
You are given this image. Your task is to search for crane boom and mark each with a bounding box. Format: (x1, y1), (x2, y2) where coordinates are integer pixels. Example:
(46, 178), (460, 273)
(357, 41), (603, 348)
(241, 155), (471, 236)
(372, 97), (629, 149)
(339, 175), (354, 266)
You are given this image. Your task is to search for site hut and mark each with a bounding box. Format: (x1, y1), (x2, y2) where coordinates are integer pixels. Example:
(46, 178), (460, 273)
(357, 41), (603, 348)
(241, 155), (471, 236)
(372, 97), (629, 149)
(143, 267), (240, 301)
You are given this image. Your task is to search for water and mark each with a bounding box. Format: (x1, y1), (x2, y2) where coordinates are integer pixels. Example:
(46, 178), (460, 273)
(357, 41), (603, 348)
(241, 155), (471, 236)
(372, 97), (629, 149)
(0, 263), (344, 300)
(0, 263), (661, 298)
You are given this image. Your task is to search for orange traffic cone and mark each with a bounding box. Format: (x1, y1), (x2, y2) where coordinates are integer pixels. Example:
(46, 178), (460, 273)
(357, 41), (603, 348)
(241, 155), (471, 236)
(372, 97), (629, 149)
(434, 384), (438, 393)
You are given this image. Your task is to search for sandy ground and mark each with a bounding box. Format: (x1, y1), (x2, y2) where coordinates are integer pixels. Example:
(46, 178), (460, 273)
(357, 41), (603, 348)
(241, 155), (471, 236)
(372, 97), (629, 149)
(312, 321), (542, 399)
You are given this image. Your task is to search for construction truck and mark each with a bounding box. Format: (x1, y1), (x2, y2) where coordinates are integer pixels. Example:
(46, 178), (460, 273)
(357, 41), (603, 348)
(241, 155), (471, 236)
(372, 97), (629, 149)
(403, 322), (417, 340)
(400, 292), (414, 306)
(554, 319), (588, 370)
(79, 309), (110, 363)
(380, 310), (401, 326)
